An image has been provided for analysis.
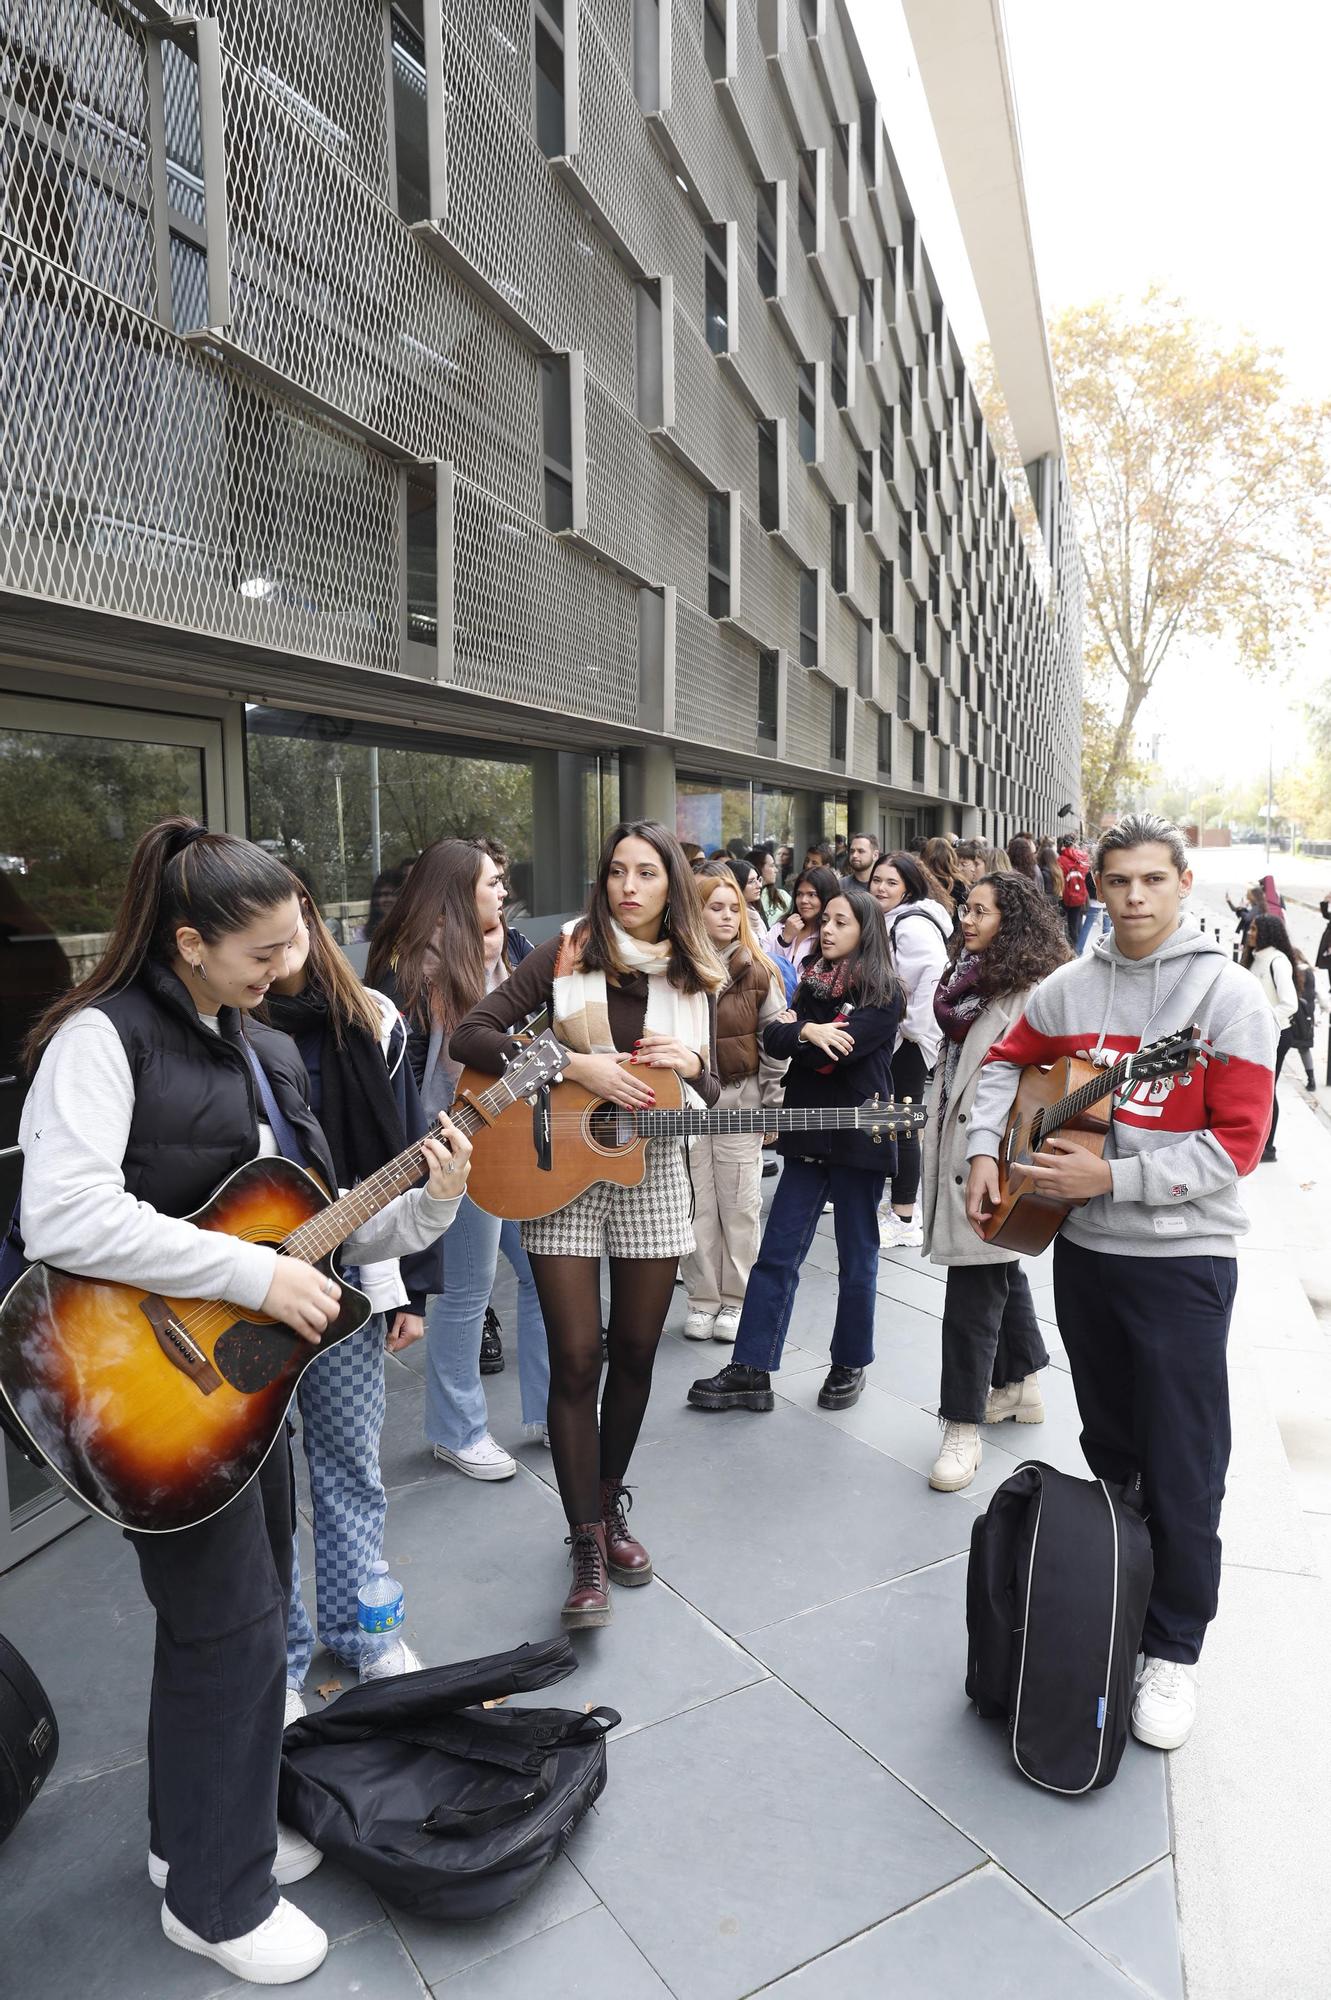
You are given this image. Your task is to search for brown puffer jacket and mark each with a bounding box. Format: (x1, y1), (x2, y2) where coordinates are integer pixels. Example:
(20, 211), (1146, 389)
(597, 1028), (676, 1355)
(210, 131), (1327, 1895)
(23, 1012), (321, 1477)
(715, 948), (776, 1084)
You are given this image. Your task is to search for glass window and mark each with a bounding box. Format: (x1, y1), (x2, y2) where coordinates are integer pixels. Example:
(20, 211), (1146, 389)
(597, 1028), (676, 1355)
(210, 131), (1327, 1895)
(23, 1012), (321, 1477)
(799, 0), (818, 32)
(831, 318), (848, 409)
(756, 180), (779, 298)
(928, 674), (940, 735)
(704, 0), (727, 78)
(677, 776), (751, 854)
(857, 450), (874, 531)
(877, 711), (892, 776)
(541, 355), (574, 531)
(858, 277), (875, 361)
(832, 122), (851, 218)
(830, 502), (847, 594)
(897, 648), (911, 719)
(391, 5), (430, 223)
(797, 148), (817, 253)
(860, 101), (876, 185)
(799, 568), (819, 668)
(758, 419), (780, 531)
(707, 490), (731, 618)
(830, 687), (847, 763)
(878, 559), (893, 630)
(911, 726), (925, 785)
(405, 473), (437, 646)
(797, 360), (817, 463)
(856, 617), (874, 698)
(704, 222), (729, 354)
(757, 651), (779, 742)
(914, 600), (927, 664)
(533, 0), (565, 158)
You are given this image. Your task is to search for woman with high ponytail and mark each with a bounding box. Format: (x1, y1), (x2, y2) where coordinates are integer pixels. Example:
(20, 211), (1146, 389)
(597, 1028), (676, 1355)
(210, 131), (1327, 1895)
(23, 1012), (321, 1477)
(17, 818), (471, 1986)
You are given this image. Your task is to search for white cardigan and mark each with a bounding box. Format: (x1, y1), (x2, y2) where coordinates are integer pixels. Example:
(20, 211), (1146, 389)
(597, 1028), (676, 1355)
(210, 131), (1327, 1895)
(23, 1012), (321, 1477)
(883, 899), (951, 1066)
(1248, 947), (1298, 1032)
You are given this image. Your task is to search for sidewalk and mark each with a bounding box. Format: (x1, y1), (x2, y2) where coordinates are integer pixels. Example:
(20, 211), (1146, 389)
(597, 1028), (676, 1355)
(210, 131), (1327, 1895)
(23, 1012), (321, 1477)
(2, 1105), (1327, 1996)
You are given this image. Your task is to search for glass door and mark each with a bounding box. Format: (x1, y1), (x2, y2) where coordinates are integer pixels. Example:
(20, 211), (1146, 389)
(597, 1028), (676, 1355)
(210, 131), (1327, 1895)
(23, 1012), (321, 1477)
(0, 693), (226, 1569)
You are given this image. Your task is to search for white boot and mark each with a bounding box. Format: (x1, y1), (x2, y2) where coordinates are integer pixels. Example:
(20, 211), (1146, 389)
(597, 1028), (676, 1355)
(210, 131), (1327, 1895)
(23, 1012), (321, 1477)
(929, 1422), (982, 1492)
(983, 1374), (1045, 1425)
(684, 1308), (718, 1340)
(161, 1896), (328, 1985)
(712, 1306), (742, 1342)
(1131, 1657), (1198, 1750)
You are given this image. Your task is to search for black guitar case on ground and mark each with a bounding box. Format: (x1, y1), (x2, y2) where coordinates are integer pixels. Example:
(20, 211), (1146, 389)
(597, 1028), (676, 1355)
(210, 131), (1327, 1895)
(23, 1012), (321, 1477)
(0, 1632), (59, 1845)
(966, 1460), (1153, 1793)
(279, 1635), (618, 1921)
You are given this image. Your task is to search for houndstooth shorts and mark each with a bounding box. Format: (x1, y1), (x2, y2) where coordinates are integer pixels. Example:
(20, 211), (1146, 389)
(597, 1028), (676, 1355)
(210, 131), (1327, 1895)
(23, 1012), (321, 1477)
(521, 1139), (694, 1260)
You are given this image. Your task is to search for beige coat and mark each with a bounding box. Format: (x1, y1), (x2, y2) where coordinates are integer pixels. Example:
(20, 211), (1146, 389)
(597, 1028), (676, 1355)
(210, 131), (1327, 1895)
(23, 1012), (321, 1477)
(920, 985), (1032, 1267)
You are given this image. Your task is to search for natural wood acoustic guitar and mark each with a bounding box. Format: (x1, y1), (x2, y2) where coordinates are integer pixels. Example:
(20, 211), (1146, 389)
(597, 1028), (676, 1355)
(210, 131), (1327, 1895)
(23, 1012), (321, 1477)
(978, 1024), (1221, 1256)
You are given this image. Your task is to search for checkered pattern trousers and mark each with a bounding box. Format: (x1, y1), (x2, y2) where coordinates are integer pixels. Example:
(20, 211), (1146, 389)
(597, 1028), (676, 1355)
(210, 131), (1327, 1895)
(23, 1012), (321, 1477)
(286, 1312), (390, 1684)
(520, 1138), (694, 1259)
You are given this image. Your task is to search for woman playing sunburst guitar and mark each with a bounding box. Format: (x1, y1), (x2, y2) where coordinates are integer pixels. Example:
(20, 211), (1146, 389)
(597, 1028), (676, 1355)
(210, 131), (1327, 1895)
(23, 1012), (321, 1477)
(14, 820), (470, 1987)
(451, 820), (725, 1631)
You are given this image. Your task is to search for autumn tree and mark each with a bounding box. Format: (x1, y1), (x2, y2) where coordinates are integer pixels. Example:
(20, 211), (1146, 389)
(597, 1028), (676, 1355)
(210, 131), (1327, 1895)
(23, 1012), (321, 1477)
(982, 294), (1331, 822)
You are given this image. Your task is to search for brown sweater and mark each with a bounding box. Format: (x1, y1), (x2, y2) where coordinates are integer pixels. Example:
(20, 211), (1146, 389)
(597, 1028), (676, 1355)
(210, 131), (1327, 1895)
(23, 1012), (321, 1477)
(449, 932), (722, 1106)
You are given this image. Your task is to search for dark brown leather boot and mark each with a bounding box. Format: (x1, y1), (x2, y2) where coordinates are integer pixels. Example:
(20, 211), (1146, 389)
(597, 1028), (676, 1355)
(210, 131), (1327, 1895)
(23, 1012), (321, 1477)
(561, 1523), (612, 1629)
(600, 1480), (653, 1586)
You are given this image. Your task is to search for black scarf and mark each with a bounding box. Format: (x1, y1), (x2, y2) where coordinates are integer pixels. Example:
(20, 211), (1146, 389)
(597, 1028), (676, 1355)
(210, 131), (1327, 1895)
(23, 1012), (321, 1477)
(266, 987), (408, 1192)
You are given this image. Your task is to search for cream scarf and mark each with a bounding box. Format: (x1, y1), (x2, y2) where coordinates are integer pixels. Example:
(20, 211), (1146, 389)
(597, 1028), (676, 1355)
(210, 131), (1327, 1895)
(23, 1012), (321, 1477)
(552, 920), (710, 1090)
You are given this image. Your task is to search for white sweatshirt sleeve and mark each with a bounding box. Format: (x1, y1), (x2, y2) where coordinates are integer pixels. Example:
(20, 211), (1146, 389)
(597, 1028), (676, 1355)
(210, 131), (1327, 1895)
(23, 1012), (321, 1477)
(889, 912), (948, 1066)
(756, 971), (789, 1107)
(18, 1012), (279, 1311)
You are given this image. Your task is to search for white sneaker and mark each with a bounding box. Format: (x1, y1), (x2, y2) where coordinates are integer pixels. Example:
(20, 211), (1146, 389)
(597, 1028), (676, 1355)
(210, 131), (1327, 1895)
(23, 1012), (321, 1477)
(161, 1894), (328, 1984)
(283, 1686), (307, 1729)
(523, 1421), (552, 1448)
(150, 1822), (322, 1891)
(433, 1433), (516, 1480)
(712, 1306), (742, 1342)
(983, 1374), (1045, 1425)
(1131, 1657), (1198, 1750)
(879, 1211), (923, 1249)
(928, 1422), (982, 1492)
(360, 1636), (421, 1682)
(684, 1308), (718, 1340)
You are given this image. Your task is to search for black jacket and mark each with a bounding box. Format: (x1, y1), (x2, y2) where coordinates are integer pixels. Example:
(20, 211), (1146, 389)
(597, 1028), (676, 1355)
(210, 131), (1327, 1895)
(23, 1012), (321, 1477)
(96, 960), (337, 1218)
(763, 984), (903, 1174)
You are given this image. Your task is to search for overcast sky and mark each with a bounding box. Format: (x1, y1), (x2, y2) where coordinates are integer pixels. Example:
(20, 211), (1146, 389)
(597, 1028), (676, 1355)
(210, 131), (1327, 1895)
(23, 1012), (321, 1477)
(850, 0), (1331, 787)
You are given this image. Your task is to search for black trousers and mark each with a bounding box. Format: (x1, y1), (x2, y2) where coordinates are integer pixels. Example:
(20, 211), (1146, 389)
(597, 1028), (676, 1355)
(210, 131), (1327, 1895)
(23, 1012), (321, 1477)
(889, 1039), (930, 1206)
(1269, 1029), (1314, 1146)
(1053, 1238), (1236, 1665)
(938, 1262), (1049, 1422)
(128, 1436), (293, 1942)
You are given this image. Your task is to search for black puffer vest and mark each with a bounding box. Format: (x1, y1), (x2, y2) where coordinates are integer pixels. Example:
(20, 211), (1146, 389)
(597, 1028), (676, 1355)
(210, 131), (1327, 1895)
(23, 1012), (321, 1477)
(94, 960), (337, 1218)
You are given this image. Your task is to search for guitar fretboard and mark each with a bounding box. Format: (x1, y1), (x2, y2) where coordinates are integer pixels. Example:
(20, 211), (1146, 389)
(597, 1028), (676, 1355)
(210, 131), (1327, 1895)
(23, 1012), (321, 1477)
(635, 1108), (907, 1135)
(1032, 1051), (1138, 1147)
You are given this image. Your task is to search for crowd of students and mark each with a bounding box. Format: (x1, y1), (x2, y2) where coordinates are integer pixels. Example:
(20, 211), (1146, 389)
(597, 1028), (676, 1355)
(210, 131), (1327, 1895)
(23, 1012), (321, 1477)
(8, 804), (1298, 1985)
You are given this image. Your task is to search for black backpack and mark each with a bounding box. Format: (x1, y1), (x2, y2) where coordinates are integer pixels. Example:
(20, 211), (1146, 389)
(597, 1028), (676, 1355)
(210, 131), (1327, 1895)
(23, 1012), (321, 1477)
(278, 1636), (618, 1921)
(966, 1461), (1153, 1793)
(0, 1632), (59, 1847)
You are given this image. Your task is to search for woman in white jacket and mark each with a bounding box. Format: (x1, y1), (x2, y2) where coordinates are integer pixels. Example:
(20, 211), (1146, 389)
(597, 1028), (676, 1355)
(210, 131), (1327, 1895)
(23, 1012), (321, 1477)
(920, 871), (1072, 1491)
(1244, 913), (1300, 1161)
(868, 852), (953, 1248)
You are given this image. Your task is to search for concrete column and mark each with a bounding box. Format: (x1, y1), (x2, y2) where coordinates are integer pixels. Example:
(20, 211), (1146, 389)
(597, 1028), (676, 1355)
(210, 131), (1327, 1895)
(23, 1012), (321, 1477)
(619, 744), (676, 828)
(531, 750), (593, 914)
(847, 787), (884, 847)
(790, 788), (821, 863)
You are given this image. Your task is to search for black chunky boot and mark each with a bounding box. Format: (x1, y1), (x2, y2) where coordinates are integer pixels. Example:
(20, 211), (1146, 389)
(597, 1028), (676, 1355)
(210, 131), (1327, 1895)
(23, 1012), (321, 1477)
(687, 1363), (775, 1412)
(479, 1305), (505, 1374)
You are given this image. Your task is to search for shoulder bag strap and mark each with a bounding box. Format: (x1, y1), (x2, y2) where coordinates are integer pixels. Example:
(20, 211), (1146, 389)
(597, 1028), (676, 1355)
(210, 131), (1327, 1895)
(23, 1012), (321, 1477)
(240, 1038), (307, 1166)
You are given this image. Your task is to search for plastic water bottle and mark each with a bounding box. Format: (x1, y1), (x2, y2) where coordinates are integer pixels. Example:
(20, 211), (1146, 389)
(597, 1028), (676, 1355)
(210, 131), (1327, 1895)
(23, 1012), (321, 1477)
(357, 1559), (405, 1639)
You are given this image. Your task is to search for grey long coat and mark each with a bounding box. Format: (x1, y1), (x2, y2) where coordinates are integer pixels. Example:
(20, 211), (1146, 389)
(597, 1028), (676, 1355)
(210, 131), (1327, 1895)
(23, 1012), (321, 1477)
(919, 985), (1033, 1268)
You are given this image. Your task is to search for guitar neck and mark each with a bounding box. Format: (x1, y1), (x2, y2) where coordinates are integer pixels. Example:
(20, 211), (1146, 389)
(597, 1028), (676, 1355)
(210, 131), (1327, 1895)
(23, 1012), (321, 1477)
(281, 1080), (513, 1263)
(635, 1107), (902, 1136)
(1039, 1052), (1136, 1143)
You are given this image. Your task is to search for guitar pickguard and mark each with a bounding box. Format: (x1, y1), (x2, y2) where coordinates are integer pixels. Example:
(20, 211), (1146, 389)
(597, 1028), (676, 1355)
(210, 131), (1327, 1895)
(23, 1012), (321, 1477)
(213, 1316), (308, 1392)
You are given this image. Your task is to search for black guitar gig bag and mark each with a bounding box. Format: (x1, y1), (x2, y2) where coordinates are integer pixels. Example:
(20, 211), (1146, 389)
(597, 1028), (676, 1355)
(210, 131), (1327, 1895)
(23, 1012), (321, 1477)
(966, 1460), (1153, 1793)
(0, 1631), (59, 1845)
(279, 1636), (618, 1920)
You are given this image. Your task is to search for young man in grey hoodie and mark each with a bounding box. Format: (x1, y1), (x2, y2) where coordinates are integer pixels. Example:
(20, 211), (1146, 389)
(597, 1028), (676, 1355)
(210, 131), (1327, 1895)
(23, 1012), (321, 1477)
(964, 814), (1276, 1751)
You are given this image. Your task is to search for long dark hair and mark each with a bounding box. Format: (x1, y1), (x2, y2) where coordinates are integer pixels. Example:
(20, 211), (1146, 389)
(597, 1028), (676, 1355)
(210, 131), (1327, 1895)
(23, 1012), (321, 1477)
(24, 818), (296, 1065)
(577, 820), (724, 994)
(1244, 913), (1297, 972)
(872, 850), (953, 917)
(1007, 835), (1041, 886)
(808, 884), (901, 1011)
(283, 874), (384, 1046)
(949, 871), (1071, 997)
(789, 864), (841, 941)
(366, 836), (493, 1032)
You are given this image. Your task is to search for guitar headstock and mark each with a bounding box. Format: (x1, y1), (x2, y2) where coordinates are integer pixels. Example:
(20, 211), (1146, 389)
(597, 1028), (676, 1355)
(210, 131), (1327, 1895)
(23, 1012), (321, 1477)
(857, 1096), (930, 1140)
(502, 1030), (571, 1099)
(1125, 1024), (1227, 1083)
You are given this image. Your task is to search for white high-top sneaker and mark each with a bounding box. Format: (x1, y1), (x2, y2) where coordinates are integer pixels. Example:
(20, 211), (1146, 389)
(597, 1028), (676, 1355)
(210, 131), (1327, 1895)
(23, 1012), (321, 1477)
(161, 1895), (328, 1984)
(1131, 1657), (1198, 1750)
(684, 1307), (718, 1340)
(712, 1306), (742, 1342)
(983, 1374), (1045, 1425)
(929, 1422), (982, 1492)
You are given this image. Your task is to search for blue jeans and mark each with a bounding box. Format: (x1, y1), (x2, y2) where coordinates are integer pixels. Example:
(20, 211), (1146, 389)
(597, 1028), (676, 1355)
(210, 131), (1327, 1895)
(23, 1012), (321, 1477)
(425, 1196), (549, 1450)
(732, 1156), (887, 1373)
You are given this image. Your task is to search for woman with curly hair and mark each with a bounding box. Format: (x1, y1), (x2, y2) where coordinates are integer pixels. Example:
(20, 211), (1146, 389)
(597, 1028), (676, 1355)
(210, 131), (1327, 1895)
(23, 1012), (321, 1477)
(920, 871), (1071, 1491)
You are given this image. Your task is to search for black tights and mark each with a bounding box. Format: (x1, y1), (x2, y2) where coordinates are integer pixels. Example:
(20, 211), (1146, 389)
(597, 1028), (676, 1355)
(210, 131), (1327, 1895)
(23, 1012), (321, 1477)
(528, 1254), (679, 1525)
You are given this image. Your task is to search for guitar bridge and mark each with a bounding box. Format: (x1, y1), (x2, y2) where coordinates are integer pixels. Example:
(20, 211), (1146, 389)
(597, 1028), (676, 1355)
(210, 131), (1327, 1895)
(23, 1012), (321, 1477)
(140, 1295), (222, 1395)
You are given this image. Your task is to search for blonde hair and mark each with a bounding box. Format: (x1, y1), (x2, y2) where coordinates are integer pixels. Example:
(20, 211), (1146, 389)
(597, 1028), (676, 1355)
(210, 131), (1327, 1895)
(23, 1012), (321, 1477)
(695, 861), (785, 991)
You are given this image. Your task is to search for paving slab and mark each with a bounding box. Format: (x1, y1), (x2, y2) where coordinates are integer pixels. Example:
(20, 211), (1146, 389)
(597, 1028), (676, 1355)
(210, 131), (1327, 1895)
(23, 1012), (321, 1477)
(748, 1555), (1171, 1917)
(571, 1676), (981, 2000)
(1071, 1859), (1185, 2000)
(390, 1854), (599, 1988)
(430, 1905), (671, 1997)
(762, 1864), (1147, 1997)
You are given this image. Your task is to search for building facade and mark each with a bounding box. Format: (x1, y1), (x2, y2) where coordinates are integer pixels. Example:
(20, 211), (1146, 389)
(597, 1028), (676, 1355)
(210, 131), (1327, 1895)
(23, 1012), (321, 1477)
(0, 0), (1081, 1556)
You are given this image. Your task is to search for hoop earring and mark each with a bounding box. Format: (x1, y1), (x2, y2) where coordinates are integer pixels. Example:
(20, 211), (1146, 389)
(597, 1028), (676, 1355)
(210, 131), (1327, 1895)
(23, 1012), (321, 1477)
(193, 961), (206, 980)
(660, 900), (672, 936)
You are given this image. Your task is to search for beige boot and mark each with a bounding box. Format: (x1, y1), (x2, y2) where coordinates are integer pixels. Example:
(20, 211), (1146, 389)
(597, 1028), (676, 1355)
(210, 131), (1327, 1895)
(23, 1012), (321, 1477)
(983, 1374), (1045, 1425)
(929, 1422), (982, 1492)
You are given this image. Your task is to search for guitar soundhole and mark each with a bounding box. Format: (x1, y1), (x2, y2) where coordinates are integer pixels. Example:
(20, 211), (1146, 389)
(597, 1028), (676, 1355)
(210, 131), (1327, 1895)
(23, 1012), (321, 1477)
(587, 1104), (633, 1154)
